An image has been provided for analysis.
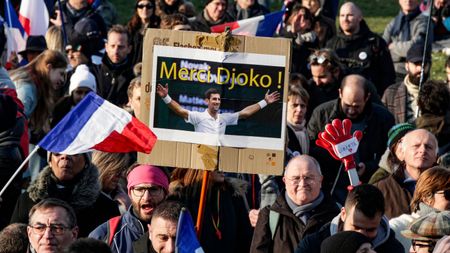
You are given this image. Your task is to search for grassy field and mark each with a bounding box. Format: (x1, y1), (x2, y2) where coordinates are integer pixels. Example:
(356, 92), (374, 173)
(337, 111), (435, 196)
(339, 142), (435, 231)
(110, 0), (447, 79)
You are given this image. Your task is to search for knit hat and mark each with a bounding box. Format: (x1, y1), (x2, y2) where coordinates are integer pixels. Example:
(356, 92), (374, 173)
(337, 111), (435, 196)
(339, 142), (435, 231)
(387, 123), (415, 151)
(127, 164), (169, 195)
(203, 0), (227, 8)
(402, 211), (450, 241)
(321, 231), (371, 253)
(69, 65), (97, 95)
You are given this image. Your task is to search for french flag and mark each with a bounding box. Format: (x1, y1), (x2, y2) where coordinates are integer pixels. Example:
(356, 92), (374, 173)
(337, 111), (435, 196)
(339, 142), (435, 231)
(38, 92), (157, 154)
(4, 0), (27, 57)
(211, 11), (284, 37)
(19, 0), (51, 36)
(176, 208), (204, 253)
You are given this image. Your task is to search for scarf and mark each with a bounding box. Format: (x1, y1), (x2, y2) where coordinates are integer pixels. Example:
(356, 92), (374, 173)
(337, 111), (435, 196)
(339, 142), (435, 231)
(391, 7), (421, 41)
(287, 121), (309, 154)
(404, 76), (420, 122)
(285, 191), (324, 224)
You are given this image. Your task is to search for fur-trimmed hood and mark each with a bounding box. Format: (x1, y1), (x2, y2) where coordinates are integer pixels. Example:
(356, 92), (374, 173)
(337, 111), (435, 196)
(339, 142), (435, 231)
(27, 164), (100, 210)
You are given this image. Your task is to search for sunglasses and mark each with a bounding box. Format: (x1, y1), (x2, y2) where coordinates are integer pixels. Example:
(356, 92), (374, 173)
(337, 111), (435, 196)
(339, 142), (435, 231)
(309, 54), (330, 65)
(435, 189), (450, 200)
(137, 3), (154, 9)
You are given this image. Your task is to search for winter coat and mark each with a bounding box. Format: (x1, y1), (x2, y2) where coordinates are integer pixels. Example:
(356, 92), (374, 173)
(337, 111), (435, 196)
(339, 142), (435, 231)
(326, 20), (396, 96)
(307, 99), (395, 183)
(170, 177), (253, 253)
(250, 191), (339, 253)
(295, 214), (405, 253)
(383, 11), (429, 74)
(189, 10), (235, 33)
(382, 81), (409, 124)
(372, 168), (413, 219)
(11, 164), (120, 237)
(132, 231), (157, 253)
(416, 112), (450, 154)
(89, 207), (146, 253)
(92, 56), (135, 107)
(312, 13), (336, 48)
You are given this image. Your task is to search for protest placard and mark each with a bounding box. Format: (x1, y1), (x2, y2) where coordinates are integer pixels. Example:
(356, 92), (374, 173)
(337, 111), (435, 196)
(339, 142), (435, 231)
(139, 29), (291, 175)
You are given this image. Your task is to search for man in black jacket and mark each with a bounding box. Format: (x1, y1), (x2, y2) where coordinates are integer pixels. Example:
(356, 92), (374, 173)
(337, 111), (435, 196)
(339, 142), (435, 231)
(307, 75), (394, 204)
(92, 25), (134, 107)
(227, 0), (269, 20)
(295, 184), (404, 253)
(326, 2), (395, 96)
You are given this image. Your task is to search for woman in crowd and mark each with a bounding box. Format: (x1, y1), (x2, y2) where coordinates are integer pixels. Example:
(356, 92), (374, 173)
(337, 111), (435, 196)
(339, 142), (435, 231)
(169, 168), (253, 253)
(389, 166), (450, 253)
(92, 151), (134, 214)
(10, 50), (67, 180)
(127, 0), (161, 66)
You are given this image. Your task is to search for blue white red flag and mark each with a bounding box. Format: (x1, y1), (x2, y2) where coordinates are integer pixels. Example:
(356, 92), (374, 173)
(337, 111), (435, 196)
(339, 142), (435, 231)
(38, 92), (157, 154)
(175, 208), (204, 253)
(210, 11), (284, 37)
(4, 0), (26, 58)
(19, 0), (50, 36)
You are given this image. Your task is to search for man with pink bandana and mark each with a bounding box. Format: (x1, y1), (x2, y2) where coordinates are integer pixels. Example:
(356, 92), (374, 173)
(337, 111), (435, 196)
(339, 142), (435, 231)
(89, 164), (169, 253)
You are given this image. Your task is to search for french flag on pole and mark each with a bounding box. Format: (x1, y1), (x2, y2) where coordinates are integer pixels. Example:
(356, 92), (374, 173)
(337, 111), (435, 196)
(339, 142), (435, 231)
(4, 0), (27, 57)
(38, 92), (157, 154)
(210, 11), (284, 37)
(18, 0), (50, 36)
(176, 208), (204, 253)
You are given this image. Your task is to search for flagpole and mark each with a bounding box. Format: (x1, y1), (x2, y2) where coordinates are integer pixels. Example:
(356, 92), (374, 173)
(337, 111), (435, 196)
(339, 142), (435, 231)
(56, 0), (68, 47)
(195, 169), (209, 238)
(0, 145), (39, 197)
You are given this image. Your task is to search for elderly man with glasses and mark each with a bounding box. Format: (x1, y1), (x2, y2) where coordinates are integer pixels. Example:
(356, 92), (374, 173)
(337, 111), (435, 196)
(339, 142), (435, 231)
(89, 164), (169, 253)
(27, 198), (79, 253)
(250, 155), (339, 253)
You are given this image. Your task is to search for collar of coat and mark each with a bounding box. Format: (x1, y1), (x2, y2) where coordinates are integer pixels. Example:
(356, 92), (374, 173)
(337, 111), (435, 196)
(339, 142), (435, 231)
(27, 164), (101, 210)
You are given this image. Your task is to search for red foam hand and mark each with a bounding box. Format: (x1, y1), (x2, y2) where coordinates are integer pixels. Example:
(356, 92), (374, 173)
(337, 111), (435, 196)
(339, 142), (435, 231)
(315, 119), (363, 171)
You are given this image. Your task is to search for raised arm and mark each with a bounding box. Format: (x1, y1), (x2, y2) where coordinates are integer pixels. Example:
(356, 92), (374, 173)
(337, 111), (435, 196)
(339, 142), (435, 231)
(156, 83), (189, 120)
(238, 90), (280, 119)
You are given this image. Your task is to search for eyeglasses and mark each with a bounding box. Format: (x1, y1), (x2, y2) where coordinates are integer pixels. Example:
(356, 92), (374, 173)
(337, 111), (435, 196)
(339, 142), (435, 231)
(131, 186), (163, 197)
(435, 189), (450, 200)
(411, 239), (436, 253)
(28, 224), (71, 235)
(309, 54), (330, 65)
(286, 175), (318, 185)
(137, 3), (154, 9)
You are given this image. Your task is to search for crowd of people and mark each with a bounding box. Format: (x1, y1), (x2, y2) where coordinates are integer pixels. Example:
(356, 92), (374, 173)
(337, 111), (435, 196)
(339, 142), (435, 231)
(0, 0), (449, 252)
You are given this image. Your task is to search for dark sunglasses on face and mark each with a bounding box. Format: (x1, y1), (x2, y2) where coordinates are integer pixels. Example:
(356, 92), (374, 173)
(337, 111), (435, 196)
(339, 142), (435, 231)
(137, 3), (154, 9)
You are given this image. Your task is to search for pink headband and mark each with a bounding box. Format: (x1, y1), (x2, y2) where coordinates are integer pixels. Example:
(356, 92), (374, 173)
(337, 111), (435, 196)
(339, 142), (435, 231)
(127, 165), (169, 195)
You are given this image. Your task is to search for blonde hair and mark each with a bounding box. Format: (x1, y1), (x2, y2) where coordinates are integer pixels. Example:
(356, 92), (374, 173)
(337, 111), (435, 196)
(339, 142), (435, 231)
(92, 151), (134, 191)
(45, 26), (64, 53)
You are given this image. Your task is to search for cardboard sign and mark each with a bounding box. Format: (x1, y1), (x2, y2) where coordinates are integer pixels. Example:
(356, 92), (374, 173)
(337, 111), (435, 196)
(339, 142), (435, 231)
(139, 29), (291, 175)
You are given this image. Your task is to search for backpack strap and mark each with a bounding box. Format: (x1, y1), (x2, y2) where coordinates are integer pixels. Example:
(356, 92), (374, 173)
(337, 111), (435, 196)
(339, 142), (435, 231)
(106, 216), (121, 246)
(269, 210), (280, 240)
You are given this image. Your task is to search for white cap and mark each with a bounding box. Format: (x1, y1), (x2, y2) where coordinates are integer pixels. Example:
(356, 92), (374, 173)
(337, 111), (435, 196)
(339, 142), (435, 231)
(69, 64), (97, 95)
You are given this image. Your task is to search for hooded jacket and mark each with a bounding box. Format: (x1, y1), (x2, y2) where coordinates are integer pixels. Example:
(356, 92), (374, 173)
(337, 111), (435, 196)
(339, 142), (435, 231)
(295, 214), (404, 253)
(10, 162), (120, 237)
(250, 191), (339, 253)
(326, 20), (396, 95)
(89, 207), (146, 253)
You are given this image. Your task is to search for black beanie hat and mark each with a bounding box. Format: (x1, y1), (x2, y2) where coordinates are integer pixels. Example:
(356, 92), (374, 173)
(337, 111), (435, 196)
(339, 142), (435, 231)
(321, 231), (371, 253)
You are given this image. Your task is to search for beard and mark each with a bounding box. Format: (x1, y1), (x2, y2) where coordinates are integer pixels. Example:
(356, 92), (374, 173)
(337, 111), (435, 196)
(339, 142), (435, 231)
(408, 71), (429, 86)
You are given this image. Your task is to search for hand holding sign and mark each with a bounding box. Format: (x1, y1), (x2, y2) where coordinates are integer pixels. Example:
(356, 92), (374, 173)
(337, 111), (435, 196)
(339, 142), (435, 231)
(316, 119), (363, 190)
